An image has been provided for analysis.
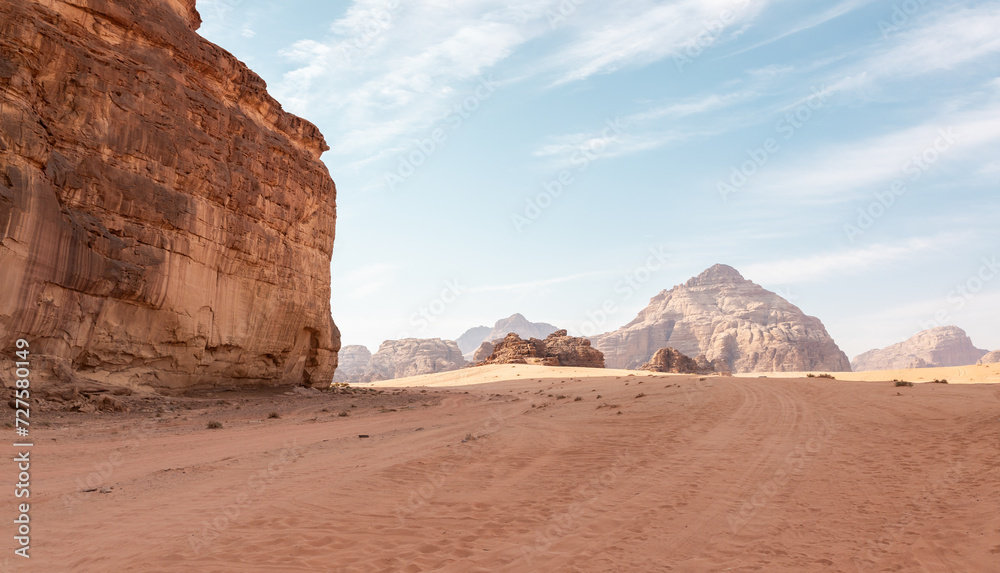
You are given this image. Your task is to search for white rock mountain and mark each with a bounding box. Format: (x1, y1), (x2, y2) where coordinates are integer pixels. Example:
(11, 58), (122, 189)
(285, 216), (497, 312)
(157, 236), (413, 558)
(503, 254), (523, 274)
(591, 264), (851, 373)
(852, 326), (988, 371)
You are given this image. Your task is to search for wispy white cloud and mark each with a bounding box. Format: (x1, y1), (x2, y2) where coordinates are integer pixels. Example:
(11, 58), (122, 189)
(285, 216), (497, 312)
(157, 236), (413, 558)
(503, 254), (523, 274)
(468, 271), (608, 293)
(742, 235), (966, 284)
(750, 99), (1000, 199)
(723, 0), (877, 58)
(539, 0), (770, 85)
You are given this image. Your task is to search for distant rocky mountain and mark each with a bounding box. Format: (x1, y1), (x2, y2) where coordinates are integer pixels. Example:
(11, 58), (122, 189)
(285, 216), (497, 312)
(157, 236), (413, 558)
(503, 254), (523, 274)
(334, 339), (466, 383)
(978, 350), (1000, 365)
(455, 314), (559, 357)
(477, 331), (604, 368)
(852, 326), (988, 371)
(332, 345), (372, 383)
(591, 264), (851, 373)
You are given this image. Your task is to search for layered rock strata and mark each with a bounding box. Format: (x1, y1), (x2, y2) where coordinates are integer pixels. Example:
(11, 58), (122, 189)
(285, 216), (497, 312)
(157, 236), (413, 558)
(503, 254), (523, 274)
(592, 265), (850, 373)
(852, 326), (988, 371)
(0, 0), (339, 389)
(478, 330), (604, 368)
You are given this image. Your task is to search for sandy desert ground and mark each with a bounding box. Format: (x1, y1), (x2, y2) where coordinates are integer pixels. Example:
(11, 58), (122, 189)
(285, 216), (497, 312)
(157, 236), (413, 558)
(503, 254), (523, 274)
(4, 364), (999, 572)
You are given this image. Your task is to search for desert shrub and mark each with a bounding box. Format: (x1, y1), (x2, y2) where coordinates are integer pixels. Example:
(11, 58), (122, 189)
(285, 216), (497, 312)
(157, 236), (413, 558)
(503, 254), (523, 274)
(932, 379), (949, 384)
(816, 374), (836, 379)
(338, 410), (349, 417)
(207, 421), (223, 429)
(894, 380), (913, 387)
(268, 412), (280, 419)
(574, 397), (583, 401)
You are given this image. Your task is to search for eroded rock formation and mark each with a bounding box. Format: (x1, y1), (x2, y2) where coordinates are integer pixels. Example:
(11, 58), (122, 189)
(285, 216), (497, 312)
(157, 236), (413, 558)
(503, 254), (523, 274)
(852, 326), (988, 371)
(0, 0), (339, 389)
(978, 350), (1000, 365)
(332, 345), (371, 383)
(591, 265), (850, 373)
(478, 330), (604, 368)
(456, 313), (559, 358)
(638, 348), (700, 374)
(361, 339), (467, 382)
(472, 341), (495, 364)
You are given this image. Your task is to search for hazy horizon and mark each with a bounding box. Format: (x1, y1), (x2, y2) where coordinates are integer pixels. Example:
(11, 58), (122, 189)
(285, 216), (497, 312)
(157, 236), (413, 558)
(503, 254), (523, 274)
(197, 0), (1000, 359)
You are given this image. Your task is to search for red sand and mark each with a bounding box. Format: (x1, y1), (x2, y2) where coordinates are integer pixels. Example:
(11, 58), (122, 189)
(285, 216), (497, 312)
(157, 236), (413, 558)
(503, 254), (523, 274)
(7, 369), (1000, 571)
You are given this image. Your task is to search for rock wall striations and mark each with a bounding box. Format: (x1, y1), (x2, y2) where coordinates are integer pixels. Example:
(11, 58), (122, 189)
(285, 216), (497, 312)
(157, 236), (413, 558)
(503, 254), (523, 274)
(0, 0), (339, 389)
(335, 339), (467, 384)
(478, 330), (605, 368)
(592, 265), (851, 373)
(852, 326), (988, 371)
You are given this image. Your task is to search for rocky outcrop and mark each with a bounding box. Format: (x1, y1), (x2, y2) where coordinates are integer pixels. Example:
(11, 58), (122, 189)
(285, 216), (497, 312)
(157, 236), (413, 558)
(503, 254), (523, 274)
(456, 327), (492, 356)
(978, 350), (1000, 365)
(591, 265), (851, 373)
(456, 314), (559, 357)
(336, 339), (466, 383)
(331, 345), (372, 383)
(478, 330), (604, 368)
(852, 327), (988, 371)
(638, 348), (700, 374)
(472, 341), (495, 364)
(0, 0), (339, 389)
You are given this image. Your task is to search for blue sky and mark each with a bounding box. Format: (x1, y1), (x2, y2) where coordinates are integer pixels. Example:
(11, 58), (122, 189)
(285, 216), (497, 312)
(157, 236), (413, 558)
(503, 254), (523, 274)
(197, 0), (1000, 359)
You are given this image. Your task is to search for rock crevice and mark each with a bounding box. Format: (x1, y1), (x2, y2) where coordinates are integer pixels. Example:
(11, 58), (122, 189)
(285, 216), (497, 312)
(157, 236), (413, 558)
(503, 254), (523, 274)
(0, 0), (340, 389)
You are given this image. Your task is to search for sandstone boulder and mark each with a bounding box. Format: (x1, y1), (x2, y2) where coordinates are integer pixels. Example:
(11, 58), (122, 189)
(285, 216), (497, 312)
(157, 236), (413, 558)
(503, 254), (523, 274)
(0, 0), (339, 389)
(591, 265), (850, 373)
(852, 326), (989, 371)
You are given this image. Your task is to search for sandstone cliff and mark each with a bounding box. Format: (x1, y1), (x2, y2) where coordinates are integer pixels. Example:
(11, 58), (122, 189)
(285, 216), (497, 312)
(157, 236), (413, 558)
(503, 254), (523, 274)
(978, 350), (1000, 365)
(478, 330), (604, 368)
(456, 313), (559, 357)
(591, 265), (850, 373)
(852, 326), (988, 371)
(0, 0), (339, 389)
(360, 339), (467, 382)
(332, 345), (371, 383)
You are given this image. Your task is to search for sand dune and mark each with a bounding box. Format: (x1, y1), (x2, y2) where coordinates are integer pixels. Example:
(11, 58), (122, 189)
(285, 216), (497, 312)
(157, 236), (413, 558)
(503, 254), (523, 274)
(745, 363), (1000, 385)
(10, 367), (1000, 571)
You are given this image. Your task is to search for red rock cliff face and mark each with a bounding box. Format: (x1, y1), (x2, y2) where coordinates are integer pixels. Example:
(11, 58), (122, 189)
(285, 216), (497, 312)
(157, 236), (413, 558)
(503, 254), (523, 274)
(0, 0), (340, 389)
